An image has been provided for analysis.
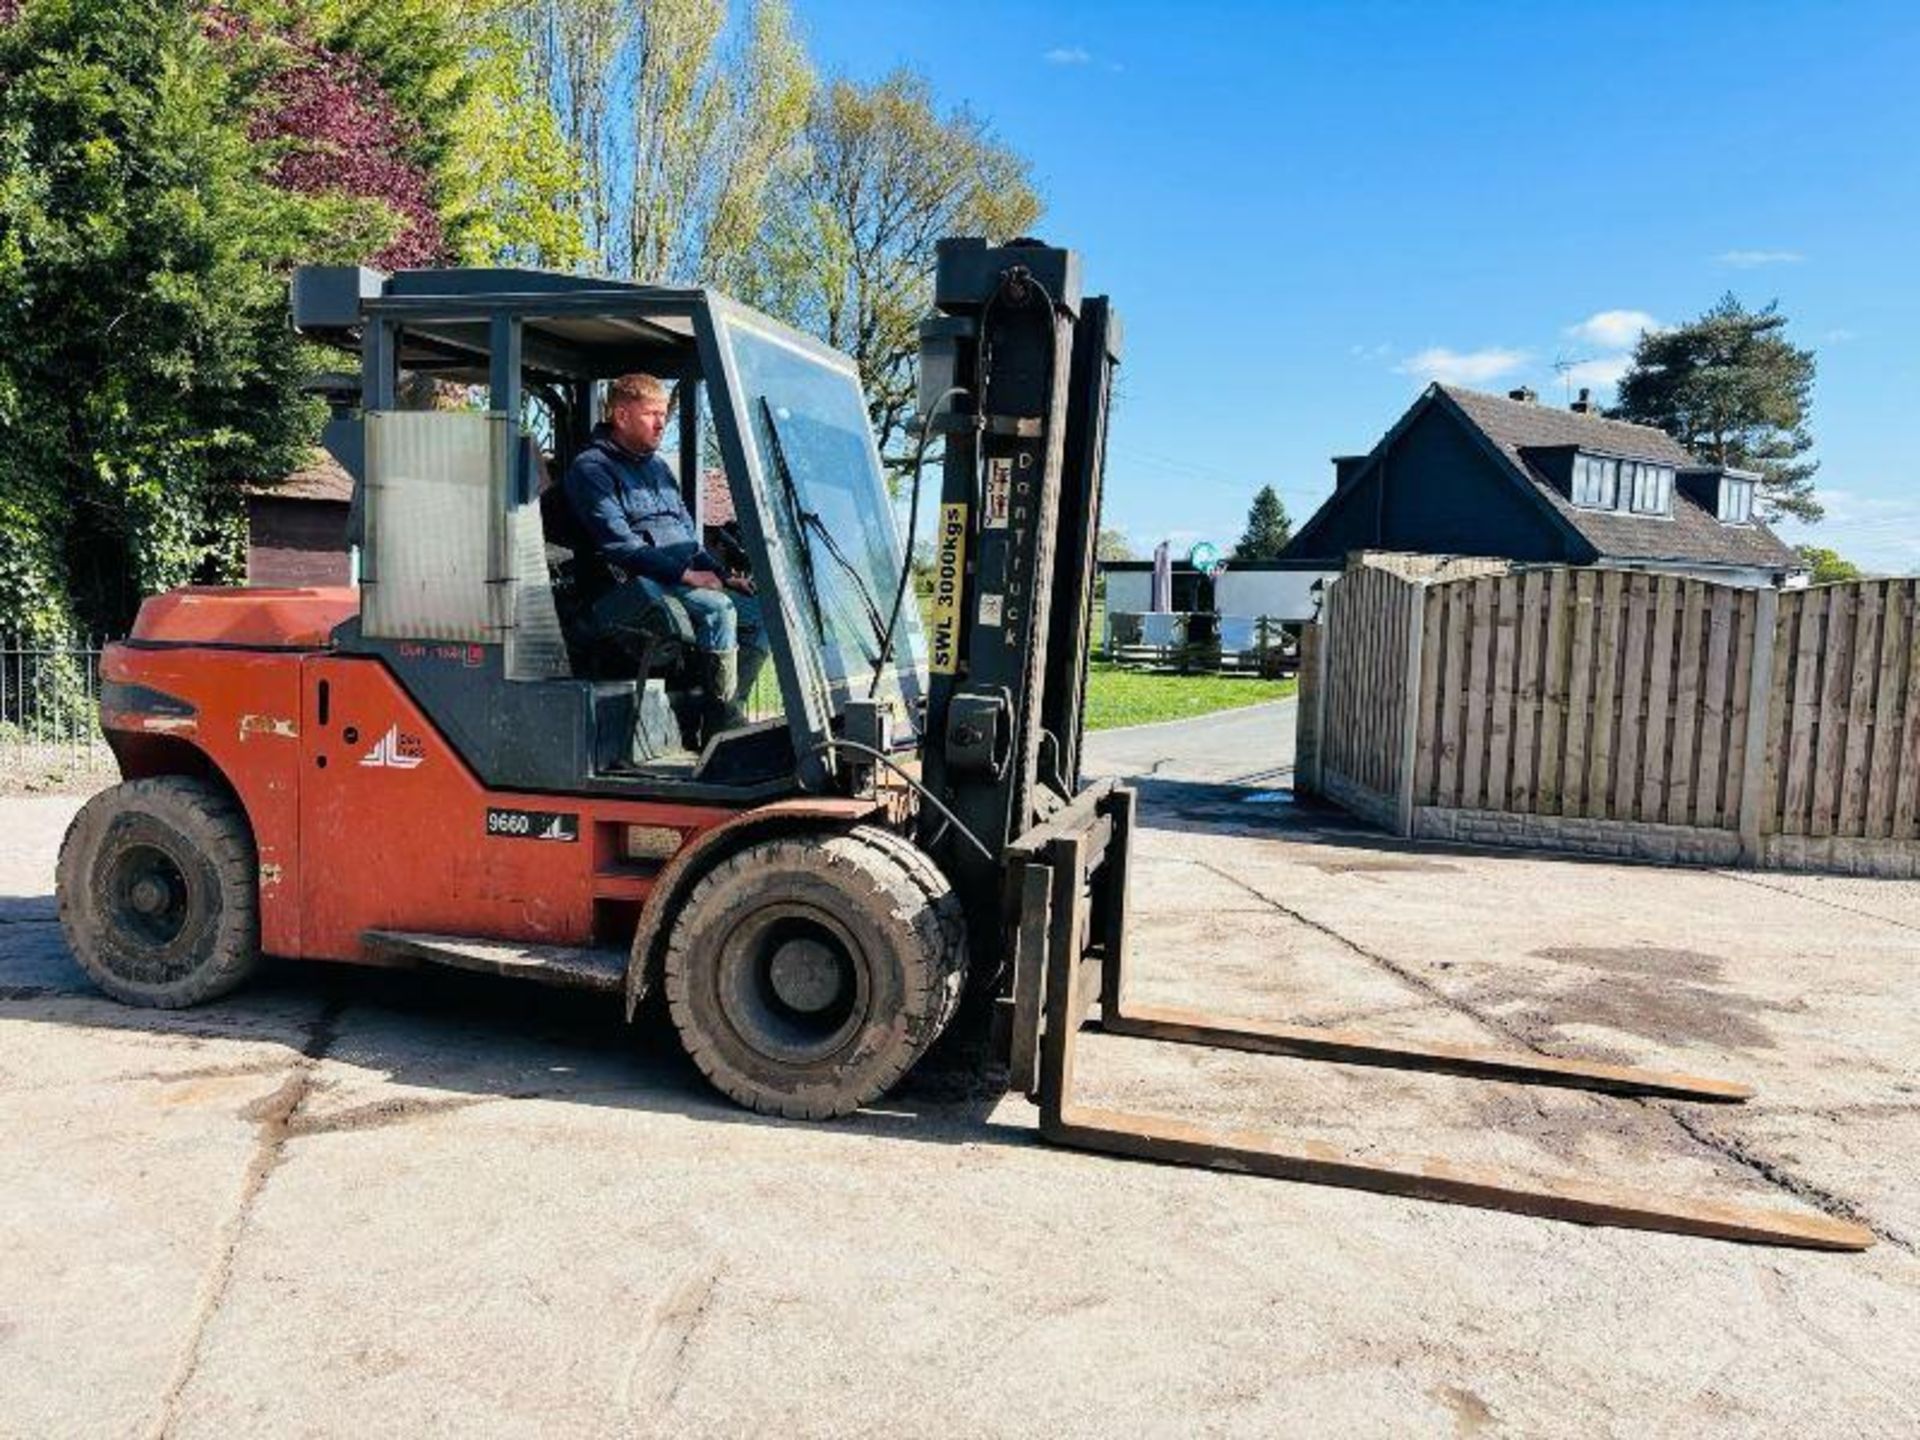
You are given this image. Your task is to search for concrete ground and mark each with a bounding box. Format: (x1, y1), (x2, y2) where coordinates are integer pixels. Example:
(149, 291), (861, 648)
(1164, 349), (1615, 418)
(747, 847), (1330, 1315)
(3, 704), (1917, 1437)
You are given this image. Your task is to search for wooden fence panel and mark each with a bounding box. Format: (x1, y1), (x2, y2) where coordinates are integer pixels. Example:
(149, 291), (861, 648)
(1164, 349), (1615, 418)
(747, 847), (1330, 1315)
(1319, 569), (1920, 861)
(1319, 565), (1417, 812)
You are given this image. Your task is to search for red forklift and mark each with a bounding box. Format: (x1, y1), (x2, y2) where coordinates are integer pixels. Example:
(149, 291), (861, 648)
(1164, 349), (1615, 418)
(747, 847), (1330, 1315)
(56, 239), (1867, 1249)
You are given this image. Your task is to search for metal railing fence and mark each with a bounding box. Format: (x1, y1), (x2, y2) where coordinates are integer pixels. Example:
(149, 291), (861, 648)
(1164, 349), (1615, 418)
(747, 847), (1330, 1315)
(0, 633), (116, 783)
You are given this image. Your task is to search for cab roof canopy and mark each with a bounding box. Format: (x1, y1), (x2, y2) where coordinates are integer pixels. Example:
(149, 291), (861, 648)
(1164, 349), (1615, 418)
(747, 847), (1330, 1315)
(291, 264), (707, 386)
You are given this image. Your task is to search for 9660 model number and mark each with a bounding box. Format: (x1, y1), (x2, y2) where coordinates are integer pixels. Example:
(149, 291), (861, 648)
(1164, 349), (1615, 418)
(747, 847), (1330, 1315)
(484, 808), (579, 842)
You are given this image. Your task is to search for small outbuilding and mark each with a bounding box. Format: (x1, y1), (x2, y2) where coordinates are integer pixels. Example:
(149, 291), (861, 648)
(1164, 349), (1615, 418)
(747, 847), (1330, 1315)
(244, 449), (353, 587)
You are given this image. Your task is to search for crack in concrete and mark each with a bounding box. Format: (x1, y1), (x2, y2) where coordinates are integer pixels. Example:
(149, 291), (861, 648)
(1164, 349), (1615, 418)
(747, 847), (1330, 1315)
(1714, 869), (1920, 937)
(1189, 856), (1909, 1252)
(618, 1257), (723, 1434)
(145, 997), (344, 1439)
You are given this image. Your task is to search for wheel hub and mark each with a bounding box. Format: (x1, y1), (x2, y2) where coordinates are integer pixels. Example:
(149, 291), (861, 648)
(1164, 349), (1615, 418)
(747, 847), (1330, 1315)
(129, 876), (171, 915)
(107, 842), (192, 949)
(714, 904), (867, 1065)
(767, 937), (844, 1014)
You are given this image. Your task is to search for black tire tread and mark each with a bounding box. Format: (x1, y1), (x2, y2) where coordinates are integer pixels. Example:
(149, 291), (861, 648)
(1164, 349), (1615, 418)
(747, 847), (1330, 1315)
(56, 776), (260, 1009)
(663, 826), (967, 1120)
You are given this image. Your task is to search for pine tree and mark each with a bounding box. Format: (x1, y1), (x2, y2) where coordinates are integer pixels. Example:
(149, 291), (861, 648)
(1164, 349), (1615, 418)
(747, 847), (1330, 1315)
(1234, 485), (1291, 560)
(1613, 294), (1820, 523)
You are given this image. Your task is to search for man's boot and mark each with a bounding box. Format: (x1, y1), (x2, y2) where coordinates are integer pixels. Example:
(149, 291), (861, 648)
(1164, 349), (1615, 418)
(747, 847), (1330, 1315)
(698, 647), (742, 745)
(735, 645), (770, 720)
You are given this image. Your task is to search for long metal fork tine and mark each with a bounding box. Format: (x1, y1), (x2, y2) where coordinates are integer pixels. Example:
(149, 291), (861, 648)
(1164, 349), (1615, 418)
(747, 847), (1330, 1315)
(1041, 1102), (1874, 1251)
(1103, 1002), (1754, 1103)
(1025, 797), (1868, 1251)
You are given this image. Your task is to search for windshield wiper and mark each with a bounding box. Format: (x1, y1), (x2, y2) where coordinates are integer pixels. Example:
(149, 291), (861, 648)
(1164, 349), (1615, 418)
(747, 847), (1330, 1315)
(760, 398), (891, 656)
(760, 397), (830, 642)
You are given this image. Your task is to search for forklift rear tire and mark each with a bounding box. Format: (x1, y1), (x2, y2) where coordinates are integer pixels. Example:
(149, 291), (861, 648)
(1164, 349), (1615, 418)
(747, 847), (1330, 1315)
(56, 777), (261, 1009)
(663, 826), (967, 1120)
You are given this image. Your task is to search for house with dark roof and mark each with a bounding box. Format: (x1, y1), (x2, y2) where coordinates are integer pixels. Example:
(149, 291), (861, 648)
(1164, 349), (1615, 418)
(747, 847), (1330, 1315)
(1282, 383), (1805, 588)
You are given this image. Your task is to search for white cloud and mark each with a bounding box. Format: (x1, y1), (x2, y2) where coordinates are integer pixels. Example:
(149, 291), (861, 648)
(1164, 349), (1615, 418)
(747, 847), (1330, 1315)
(1567, 309), (1660, 349)
(1044, 46), (1092, 64)
(1394, 346), (1530, 386)
(1562, 355), (1633, 390)
(1823, 328), (1858, 343)
(1716, 249), (1805, 268)
(1348, 341), (1393, 361)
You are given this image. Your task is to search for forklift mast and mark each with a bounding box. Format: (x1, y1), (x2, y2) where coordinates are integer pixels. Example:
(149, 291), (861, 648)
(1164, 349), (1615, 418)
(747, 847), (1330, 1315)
(914, 239), (1120, 933)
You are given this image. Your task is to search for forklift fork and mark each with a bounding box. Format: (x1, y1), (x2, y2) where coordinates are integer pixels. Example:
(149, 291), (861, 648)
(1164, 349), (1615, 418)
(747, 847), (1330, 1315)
(1007, 783), (1872, 1251)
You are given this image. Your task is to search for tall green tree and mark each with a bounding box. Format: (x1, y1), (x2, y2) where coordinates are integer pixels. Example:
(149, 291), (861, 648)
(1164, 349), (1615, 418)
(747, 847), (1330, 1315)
(1096, 527), (1135, 562)
(1233, 485), (1292, 560)
(749, 70), (1042, 463)
(0, 0), (345, 638)
(508, 0), (809, 284)
(1613, 294), (1821, 523)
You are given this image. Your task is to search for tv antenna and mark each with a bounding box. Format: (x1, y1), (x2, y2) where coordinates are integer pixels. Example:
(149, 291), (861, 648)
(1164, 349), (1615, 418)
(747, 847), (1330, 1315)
(1551, 353), (1592, 404)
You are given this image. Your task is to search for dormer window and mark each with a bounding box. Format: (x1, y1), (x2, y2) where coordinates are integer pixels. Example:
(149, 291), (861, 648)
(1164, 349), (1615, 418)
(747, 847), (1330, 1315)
(1571, 453), (1619, 508)
(1719, 476), (1755, 524)
(1570, 452), (1673, 515)
(1626, 461), (1674, 516)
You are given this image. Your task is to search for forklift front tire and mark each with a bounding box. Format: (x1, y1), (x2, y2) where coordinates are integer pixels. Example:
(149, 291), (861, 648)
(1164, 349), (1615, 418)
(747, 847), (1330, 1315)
(663, 827), (967, 1120)
(57, 777), (261, 1009)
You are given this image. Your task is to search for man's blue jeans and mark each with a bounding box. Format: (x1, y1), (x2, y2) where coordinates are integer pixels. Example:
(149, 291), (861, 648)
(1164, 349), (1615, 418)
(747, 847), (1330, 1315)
(672, 583), (767, 657)
(591, 574), (767, 659)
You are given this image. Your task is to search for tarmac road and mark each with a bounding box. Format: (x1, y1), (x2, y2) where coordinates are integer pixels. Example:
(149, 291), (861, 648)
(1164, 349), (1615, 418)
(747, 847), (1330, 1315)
(1081, 696), (1295, 787)
(3, 710), (1918, 1437)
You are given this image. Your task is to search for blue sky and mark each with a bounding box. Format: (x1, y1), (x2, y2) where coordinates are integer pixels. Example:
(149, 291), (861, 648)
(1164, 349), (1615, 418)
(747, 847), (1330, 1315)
(795, 0), (1920, 571)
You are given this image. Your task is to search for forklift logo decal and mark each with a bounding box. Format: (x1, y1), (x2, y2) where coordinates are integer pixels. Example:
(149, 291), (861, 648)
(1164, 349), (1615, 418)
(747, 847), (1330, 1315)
(359, 725), (425, 770)
(929, 503), (968, 674)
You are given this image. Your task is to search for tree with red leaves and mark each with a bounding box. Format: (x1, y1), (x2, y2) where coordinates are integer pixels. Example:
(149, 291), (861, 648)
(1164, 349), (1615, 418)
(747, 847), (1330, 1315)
(207, 7), (446, 270)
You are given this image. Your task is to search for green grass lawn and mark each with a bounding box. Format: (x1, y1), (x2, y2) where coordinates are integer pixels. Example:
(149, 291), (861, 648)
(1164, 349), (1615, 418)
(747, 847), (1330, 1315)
(1082, 662), (1296, 732)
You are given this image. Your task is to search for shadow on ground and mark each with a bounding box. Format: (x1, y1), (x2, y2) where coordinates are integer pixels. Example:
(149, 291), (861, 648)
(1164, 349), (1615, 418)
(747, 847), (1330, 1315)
(0, 898), (1021, 1153)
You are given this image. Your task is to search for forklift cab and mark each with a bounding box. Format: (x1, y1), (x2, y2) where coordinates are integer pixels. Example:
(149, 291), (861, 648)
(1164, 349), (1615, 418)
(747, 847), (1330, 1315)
(292, 268), (928, 802)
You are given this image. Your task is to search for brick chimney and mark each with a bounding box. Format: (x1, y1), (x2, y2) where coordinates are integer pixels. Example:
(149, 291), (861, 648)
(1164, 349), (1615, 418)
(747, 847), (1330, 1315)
(1507, 386), (1538, 404)
(1570, 387), (1594, 414)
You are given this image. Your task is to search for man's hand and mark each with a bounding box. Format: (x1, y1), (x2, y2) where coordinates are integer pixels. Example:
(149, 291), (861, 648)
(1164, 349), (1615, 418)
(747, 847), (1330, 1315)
(725, 574), (756, 596)
(680, 568), (725, 591)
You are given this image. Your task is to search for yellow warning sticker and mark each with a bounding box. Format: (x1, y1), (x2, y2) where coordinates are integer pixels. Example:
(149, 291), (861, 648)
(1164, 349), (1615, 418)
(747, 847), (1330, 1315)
(929, 502), (968, 675)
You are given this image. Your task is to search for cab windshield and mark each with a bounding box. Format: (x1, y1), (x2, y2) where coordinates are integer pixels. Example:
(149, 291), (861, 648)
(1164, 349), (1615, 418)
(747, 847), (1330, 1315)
(718, 313), (927, 714)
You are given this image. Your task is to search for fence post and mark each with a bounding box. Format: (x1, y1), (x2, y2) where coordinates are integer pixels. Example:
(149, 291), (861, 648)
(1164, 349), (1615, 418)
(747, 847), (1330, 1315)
(1737, 586), (1780, 865)
(1295, 622), (1322, 794)
(1395, 580), (1426, 836)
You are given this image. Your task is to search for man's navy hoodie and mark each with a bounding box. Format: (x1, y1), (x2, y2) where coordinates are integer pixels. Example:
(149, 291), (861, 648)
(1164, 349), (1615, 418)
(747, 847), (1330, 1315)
(562, 424), (719, 587)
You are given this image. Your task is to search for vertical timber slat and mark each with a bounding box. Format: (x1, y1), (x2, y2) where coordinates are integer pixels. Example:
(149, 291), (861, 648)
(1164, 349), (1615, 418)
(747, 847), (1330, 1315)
(1738, 586), (1781, 863)
(1696, 587), (1734, 828)
(1487, 575), (1518, 810)
(1838, 582), (1881, 836)
(1537, 568), (1572, 814)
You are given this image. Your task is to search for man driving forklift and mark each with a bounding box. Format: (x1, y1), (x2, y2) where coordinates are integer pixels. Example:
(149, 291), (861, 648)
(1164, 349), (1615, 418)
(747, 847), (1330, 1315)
(563, 372), (770, 740)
